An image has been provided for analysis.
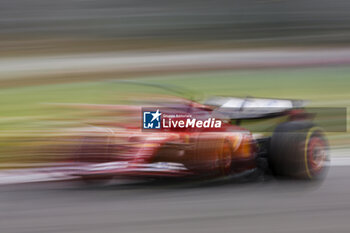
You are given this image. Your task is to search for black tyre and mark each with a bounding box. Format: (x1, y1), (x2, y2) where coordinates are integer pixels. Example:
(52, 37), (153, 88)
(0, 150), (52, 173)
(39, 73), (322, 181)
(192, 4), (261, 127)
(269, 121), (330, 180)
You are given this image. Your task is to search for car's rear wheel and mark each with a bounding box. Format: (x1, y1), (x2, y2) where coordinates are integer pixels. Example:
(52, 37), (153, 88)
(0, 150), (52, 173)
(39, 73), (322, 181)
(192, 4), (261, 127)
(269, 121), (329, 180)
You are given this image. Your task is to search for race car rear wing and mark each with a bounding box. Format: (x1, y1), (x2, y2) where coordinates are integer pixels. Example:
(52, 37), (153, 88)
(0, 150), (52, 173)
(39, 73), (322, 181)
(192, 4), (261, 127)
(205, 96), (307, 120)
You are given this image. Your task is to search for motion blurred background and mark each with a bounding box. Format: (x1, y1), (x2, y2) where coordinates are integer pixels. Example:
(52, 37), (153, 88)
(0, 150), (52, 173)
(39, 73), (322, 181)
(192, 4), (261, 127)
(1, 1), (350, 232)
(2, 0), (350, 165)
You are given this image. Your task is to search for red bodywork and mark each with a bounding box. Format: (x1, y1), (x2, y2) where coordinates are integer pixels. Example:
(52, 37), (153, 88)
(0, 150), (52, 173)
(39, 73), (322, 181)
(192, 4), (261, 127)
(73, 101), (257, 180)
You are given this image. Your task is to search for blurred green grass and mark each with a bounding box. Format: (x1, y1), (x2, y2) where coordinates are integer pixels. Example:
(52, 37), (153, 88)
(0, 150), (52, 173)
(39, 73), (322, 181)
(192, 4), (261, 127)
(0, 66), (349, 164)
(2, 66), (350, 126)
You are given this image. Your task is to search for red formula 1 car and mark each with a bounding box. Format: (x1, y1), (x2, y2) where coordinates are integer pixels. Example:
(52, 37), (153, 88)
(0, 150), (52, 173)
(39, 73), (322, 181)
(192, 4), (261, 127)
(71, 95), (329, 184)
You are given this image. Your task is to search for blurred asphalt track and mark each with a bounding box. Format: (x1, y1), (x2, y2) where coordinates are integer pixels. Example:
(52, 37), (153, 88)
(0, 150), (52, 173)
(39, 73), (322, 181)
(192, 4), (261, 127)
(1, 151), (350, 233)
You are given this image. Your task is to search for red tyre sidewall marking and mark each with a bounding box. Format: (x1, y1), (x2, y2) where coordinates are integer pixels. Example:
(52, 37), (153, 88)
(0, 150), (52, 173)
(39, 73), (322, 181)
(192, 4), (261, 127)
(307, 135), (326, 175)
